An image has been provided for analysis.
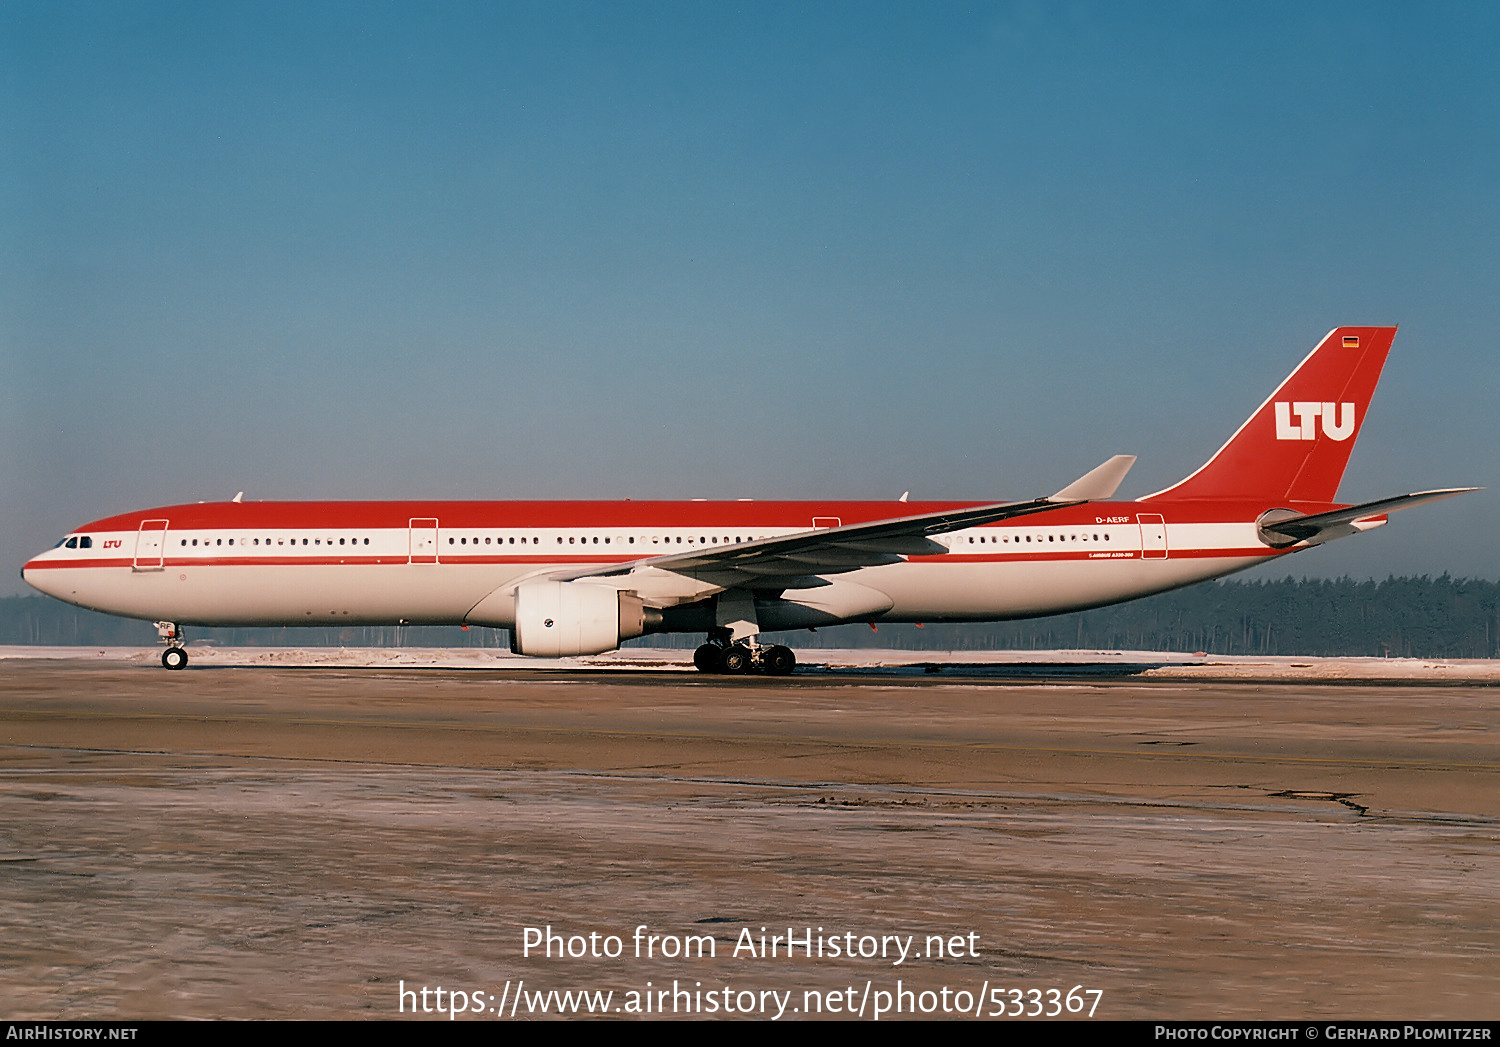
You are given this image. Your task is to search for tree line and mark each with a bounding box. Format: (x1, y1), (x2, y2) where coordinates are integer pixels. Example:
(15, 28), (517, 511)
(2, 575), (1496, 659)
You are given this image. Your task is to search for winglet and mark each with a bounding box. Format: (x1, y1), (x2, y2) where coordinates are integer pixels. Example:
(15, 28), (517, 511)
(1050, 455), (1136, 502)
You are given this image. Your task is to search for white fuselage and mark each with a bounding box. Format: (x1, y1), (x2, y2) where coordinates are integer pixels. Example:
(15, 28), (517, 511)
(21, 499), (1297, 631)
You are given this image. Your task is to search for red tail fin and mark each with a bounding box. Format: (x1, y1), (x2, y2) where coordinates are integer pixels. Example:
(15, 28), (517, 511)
(1146, 326), (1396, 503)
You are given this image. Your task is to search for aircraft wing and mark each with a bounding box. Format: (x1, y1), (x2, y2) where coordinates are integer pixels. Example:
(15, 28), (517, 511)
(551, 455), (1136, 592)
(1258, 487), (1480, 547)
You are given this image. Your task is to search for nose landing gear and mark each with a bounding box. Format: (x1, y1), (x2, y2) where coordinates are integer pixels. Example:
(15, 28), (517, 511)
(155, 622), (188, 670)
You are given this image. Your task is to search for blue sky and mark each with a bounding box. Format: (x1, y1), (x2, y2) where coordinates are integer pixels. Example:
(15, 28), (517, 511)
(3, 1), (1496, 589)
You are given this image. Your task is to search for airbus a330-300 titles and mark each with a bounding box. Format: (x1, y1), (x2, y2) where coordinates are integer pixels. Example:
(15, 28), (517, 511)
(23, 327), (1476, 673)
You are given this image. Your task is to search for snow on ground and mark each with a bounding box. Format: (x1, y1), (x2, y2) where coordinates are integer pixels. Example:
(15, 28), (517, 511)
(1, 645), (1497, 680)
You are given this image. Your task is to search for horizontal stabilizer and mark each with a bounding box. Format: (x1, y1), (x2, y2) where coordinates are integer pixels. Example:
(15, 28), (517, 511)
(1050, 455), (1136, 501)
(1258, 488), (1480, 547)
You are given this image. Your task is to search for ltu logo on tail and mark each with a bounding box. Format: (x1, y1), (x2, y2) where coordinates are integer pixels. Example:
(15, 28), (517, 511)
(1275, 402), (1356, 441)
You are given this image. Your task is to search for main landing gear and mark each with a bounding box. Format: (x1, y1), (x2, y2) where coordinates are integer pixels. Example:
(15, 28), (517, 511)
(695, 592), (796, 675)
(693, 639), (797, 676)
(155, 621), (188, 670)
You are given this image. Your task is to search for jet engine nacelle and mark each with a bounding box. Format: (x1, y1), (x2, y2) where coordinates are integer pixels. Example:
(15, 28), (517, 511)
(510, 580), (658, 657)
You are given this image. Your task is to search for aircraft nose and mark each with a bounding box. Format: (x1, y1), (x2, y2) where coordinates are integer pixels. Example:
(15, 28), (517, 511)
(21, 555), (57, 598)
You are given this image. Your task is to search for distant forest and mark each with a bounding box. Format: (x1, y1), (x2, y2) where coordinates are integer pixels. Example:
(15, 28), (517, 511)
(4, 575), (1497, 659)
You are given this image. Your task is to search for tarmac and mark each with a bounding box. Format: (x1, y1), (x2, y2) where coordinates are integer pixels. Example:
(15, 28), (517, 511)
(0, 649), (1495, 1020)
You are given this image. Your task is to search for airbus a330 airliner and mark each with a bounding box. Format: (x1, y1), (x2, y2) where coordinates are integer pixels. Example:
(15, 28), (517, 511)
(23, 327), (1475, 673)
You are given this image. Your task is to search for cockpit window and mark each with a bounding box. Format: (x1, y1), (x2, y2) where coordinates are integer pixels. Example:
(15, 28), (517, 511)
(64, 537), (78, 549)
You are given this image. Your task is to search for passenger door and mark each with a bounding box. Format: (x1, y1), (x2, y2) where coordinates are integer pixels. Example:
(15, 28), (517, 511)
(133, 519), (168, 571)
(409, 518), (439, 564)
